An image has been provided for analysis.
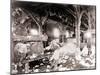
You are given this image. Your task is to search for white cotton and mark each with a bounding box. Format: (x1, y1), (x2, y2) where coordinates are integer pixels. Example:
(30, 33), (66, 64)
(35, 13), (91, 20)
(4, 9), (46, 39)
(30, 53), (37, 59)
(47, 65), (51, 69)
(34, 69), (39, 72)
(46, 69), (50, 72)
(58, 67), (67, 71)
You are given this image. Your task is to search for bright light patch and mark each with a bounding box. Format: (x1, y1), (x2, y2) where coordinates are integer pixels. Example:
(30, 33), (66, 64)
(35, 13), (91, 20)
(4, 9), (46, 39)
(65, 31), (69, 38)
(53, 28), (60, 38)
(30, 29), (38, 35)
(84, 31), (92, 39)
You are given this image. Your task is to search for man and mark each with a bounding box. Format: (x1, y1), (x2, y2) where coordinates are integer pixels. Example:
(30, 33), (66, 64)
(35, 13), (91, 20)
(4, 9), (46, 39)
(42, 32), (48, 48)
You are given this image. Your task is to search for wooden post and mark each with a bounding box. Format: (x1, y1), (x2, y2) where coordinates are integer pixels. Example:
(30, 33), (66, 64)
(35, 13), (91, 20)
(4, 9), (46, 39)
(25, 63), (29, 73)
(75, 9), (86, 48)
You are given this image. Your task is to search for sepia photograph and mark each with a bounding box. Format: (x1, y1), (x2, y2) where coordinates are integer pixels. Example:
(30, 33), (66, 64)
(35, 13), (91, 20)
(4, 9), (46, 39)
(11, 0), (96, 74)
